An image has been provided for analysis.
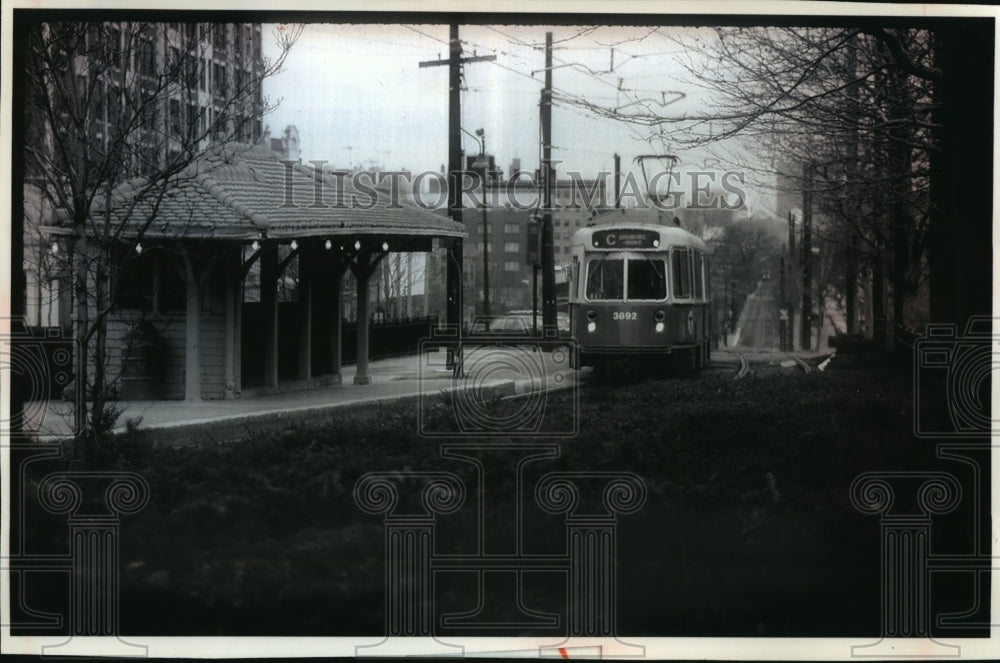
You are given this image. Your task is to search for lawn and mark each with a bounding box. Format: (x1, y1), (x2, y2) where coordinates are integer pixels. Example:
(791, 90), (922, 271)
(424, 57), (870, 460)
(17, 356), (985, 637)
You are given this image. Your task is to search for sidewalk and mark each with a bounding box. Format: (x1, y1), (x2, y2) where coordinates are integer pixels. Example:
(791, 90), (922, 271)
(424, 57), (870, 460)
(26, 348), (580, 444)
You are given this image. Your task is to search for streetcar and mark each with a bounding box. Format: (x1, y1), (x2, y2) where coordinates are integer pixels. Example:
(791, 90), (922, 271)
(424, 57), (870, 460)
(567, 212), (710, 376)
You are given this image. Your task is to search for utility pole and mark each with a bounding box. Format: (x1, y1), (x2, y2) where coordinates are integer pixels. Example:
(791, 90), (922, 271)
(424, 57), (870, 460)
(419, 25), (495, 337)
(800, 163), (813, 351)
(540, 31), (556, 331)
(478, 129), (490, 318)
(786, 210), (797, 350)
(846, 235), (857, 333)
(779, 253), (787, 351)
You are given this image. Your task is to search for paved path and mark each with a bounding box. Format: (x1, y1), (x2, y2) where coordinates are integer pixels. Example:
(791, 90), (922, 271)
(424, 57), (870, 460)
(737, 279), (780, 349)
(25, 342), (832, 444)
(26, 347), (580, 444)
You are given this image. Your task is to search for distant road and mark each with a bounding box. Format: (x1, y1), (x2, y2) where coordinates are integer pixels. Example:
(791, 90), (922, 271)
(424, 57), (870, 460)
(736, 279), (780, 349)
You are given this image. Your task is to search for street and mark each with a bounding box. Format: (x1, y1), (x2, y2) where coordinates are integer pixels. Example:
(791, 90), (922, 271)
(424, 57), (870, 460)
(735, 279), (781, 349)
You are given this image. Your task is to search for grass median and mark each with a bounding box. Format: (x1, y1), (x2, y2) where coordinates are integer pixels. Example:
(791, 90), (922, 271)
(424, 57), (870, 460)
(18, 356), (973, 637)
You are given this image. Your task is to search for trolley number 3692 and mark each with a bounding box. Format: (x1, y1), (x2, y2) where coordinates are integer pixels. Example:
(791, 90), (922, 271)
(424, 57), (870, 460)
(611, 311), (638, 321)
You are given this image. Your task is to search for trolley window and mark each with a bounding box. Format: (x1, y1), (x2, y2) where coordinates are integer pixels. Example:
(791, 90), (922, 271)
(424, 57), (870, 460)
(586, 259), (624, 300)
(627, 259), (667, 300)
(672, 247), (692, 298)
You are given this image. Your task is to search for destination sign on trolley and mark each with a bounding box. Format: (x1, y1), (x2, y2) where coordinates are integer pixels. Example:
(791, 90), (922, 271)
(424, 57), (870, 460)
(592, 229), (660, 249)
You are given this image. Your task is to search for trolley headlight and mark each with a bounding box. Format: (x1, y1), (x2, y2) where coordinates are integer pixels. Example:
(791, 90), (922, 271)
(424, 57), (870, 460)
(655, 321), (665, 333)
(586, 310), (597, 321)
(587, 321), (597, 333)
(654, 310), (666, 321)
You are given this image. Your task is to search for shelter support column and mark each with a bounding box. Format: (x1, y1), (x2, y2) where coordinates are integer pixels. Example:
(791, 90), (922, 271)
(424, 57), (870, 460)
(330, 270), (343, 384)
(445, 238), (463, 371)
(298, 274), (312, 381)
(446, 238), (463, 329)
(354, 252), (371, 385)
(224, 248), (239, 399)
(261, 242), (279, 390)
(234, 279), (242, 396)
(182, 250), (202, 402)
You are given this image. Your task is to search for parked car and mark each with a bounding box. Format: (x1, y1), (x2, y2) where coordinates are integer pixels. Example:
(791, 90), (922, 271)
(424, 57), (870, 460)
(469, 317), (491, 335)
(499, 311), (571, 335)
(468, 312), (570, 336)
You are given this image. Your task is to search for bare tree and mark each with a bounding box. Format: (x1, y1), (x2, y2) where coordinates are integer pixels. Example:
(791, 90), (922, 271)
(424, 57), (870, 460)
(673, 28), (936, 348)
(551, 23), (990, 348)
(707, 217), (783, 342)
(23, 21), (301, 452)
(377, 252), (425, 321)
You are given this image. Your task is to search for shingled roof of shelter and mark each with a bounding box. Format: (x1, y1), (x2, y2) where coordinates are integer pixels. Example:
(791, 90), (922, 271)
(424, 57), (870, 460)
(105, 142), (466, 241)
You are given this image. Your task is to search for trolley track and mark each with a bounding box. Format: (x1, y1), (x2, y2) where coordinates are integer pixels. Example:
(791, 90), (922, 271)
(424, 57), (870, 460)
(491, 348), (822, 398)
(734, 353), (751, 380)
(788, 354), (814, 374)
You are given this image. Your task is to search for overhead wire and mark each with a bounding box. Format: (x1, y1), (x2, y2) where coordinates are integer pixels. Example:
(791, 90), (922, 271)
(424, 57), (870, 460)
(402, 24), (450, 47)
(482, 27), (690, 129)
(410, 23), (695, 162)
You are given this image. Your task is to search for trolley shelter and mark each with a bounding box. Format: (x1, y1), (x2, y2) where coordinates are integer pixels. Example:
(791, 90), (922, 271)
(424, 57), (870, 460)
(80, 143), (466, 400)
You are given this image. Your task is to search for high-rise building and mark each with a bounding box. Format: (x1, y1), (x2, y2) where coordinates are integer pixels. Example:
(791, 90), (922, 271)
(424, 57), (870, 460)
(22, 21), (265, 329)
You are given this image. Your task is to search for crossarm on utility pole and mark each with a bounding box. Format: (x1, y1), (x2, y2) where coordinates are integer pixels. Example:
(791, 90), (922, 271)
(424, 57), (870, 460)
(419, 54), (496, 68)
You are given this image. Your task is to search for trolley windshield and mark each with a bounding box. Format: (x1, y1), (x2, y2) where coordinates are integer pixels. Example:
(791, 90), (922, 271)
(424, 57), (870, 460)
(585, 257), (667, 301)
(628, 259), (667, 300)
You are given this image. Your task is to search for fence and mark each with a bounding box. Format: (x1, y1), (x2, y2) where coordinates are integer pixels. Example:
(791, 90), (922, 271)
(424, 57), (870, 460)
(242, 304), (437, 384)
(316, 315), (438, 366)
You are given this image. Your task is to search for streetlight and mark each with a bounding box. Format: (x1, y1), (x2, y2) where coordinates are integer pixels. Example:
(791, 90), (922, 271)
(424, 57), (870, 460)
(461, 126), (491, 318)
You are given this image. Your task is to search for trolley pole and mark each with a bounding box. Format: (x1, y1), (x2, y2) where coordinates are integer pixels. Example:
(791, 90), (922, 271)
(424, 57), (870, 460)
(540, 31), (556, 331)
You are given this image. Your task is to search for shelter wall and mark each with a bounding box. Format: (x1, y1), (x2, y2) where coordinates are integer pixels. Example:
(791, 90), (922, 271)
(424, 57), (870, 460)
(96, 261), (229, 401)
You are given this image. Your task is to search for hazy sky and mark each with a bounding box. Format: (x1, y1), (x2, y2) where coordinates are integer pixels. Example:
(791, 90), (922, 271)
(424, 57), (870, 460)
(262, 23), (772, 216)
